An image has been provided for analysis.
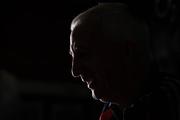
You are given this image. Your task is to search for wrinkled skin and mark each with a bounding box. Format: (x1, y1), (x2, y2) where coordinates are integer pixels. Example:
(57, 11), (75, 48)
(70, 21), (148, 107)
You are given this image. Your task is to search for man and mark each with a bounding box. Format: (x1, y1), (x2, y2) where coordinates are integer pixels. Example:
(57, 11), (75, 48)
(69, 3), (180, 120)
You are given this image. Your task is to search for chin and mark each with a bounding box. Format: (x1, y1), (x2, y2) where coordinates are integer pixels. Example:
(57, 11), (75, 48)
(99, 98), (111, 103)
(91, 89), (127, 106)
(91, 90), (110, 103)
(91, 90), (99, 100)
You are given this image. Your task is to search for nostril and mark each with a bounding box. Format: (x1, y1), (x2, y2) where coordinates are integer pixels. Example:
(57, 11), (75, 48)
(71, 64), (81, 78)
(71, 69), (80, 78)
(71, 57), (81, 78)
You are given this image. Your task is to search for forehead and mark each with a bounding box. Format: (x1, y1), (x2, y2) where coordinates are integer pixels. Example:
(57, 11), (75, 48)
(70, 23), (101, 48)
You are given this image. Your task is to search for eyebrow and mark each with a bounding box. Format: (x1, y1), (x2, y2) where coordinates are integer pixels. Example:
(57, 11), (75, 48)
(69, 41), (78, 56)
(69, 39), (74, 56)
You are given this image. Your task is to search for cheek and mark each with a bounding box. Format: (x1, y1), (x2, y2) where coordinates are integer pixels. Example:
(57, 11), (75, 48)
(92, 53), (123, 87)
(103, 60), (129, 93)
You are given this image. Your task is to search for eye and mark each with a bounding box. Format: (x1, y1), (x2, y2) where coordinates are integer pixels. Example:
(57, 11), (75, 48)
(77, 51), (89, 58)
(75, 48), (91, 59)
(72, 44), (91, 59)
(69, 50), (73, 56)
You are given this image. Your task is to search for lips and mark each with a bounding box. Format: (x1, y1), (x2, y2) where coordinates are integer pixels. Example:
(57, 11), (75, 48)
(81, 75), (95, 89)
(86, 79), (94, 89)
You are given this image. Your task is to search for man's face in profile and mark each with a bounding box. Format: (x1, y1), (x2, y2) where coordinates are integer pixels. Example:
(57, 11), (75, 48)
(70, 22), (146, 105)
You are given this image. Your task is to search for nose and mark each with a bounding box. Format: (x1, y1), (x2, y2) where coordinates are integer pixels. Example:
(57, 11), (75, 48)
(71, 56), (81, 77)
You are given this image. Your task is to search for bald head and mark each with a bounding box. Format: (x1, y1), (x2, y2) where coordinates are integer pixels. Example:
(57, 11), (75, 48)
(71, 3), (149, 44)
(70, 3), (154, 105)
(70, 3), (151, 66)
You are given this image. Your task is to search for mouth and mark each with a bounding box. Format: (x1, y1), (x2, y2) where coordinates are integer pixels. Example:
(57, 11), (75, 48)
(86, 79), (94, 89)
(80, 76), (95, 89)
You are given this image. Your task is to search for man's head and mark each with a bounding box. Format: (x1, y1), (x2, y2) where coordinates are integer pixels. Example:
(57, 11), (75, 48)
(69, 3), (151, 106)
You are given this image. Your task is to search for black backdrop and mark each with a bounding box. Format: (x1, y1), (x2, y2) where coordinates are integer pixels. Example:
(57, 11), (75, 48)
(2, 0), (180, 81)
(1, 1), (98, 81)
(1, 0), (180, 120)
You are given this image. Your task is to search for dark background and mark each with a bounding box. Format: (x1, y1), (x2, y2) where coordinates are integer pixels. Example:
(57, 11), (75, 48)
(1, 0), (180, 120)
(1, 0), (98, 81)
(1, 1), (103, 120)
